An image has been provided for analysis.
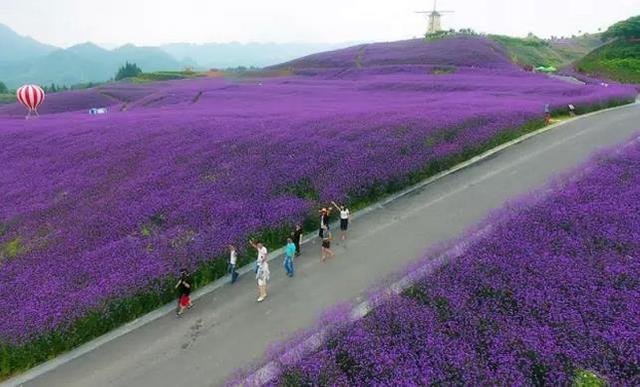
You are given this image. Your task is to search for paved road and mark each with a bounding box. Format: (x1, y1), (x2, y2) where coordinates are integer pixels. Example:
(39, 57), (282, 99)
(21, 103), (640, 387)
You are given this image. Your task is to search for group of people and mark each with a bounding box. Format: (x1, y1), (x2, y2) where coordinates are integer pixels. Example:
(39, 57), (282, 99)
(175, 202), (351, 312)
(544, 103), (577, 124)
(319, 201), (351, 261)
(175, 101), (590, 313)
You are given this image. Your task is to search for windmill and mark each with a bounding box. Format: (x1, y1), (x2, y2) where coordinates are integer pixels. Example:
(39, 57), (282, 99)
(416, 0), (454, 34)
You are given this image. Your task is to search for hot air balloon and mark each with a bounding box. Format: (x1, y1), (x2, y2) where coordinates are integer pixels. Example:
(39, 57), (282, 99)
(16, 84), (45, 119)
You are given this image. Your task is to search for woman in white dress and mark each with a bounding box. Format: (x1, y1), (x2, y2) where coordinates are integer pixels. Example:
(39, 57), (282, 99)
(250, 240), (270, 302)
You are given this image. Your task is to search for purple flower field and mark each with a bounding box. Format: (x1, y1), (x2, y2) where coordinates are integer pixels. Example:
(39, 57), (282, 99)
(259, 136), (640, 386)
(0, 37), (636, 349)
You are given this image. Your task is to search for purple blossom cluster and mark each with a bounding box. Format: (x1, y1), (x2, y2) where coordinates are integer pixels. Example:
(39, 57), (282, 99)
(0, 37), (636, 345)
(263, 137), (640, 386)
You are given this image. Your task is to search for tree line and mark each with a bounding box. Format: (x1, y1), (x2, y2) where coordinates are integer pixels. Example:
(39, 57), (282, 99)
(602, 15), (640, 41)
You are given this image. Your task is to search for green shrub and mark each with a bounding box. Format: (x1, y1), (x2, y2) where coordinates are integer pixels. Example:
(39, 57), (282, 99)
(115, 62), (143, 81)
(573, 369), (607, 387)
(601, 15), (640, 41)
(0, 94), (16, 105)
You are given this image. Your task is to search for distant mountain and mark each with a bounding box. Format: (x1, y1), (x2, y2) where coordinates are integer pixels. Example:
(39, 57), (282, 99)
(113, 44), (189, 69)
(0, 38), (186, 88)
(0, 23), (358, 87)
(160, 42), (358, 69)
(0, 23), (57, 62)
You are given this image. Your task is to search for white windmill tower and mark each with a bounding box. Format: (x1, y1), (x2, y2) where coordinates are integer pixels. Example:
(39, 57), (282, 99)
(416, 0), (454, 34)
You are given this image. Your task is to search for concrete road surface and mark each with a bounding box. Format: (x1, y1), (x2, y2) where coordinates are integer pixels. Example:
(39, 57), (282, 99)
(19, 103), (640, 387)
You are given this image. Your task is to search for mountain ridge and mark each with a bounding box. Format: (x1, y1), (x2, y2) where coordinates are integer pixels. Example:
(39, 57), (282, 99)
(0, 23), (357, 88)
(0, 23), (57, 62)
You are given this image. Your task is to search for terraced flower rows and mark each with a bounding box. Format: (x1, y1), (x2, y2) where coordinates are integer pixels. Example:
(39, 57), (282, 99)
(261, 135), (640, 386)
(0, 36), (636, 376)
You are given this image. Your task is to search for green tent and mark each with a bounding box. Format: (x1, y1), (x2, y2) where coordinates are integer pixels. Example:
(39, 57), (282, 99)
(535, 66), (557, 73)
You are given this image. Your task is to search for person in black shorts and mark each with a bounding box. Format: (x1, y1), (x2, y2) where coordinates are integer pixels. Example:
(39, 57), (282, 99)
(332, 201), (350, 241)
(318, 208), (330, 238)
(320, 225), (335, 262)
(291, 223), (303, 256)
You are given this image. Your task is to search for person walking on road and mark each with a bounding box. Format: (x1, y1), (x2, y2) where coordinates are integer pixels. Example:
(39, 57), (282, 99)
(250, 240), (270, 302)
(319, 208), (327, 238)
(175, 268), (193, 317)
(544, 103), (552, 124)
(291, 223), (303, 256)
(284, 238), (296, 277)
(331, 201), (350, 241)
(228, 245), (239, 284)
(321, 225), (335, 262)
(319, 207), (331, 238)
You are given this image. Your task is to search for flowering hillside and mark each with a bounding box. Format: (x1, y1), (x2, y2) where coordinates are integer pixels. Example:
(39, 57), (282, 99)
(0, 36), (636, 377)
(273, 37), (515, 70)
(259, 135), (640, 386)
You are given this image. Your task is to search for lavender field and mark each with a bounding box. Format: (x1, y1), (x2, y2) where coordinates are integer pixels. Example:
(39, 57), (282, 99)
(258, 134), (640, 386)
(0, 36), (636, 375)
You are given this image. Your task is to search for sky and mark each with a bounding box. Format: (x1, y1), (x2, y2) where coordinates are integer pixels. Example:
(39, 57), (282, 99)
(1, 0), (638, 48)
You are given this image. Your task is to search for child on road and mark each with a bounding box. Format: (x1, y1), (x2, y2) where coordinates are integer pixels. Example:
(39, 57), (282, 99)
(228, 245), (239, 283)
(544, 103), (551, 124)
(175, 268), (193, 317)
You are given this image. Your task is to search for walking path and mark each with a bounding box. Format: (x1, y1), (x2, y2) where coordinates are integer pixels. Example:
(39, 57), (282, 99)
(9, 102), (640, 387)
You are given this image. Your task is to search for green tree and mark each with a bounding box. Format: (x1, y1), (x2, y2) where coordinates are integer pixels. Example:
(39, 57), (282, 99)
(602, 15), (640, 41)
(115, 62), (143, 81)
(0, 81), (7, 94)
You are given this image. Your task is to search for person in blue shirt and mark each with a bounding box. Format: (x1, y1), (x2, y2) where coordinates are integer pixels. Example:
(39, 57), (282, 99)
(284, 238), (296, 277)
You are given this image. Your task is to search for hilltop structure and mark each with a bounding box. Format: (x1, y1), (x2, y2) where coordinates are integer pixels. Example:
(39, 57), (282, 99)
(417, 0), (454, 34)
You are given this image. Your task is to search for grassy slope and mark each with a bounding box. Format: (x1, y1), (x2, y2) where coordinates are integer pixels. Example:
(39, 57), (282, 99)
(128, 70), (205, 83)
(490, 34), (602, 68)
(575, 39), (640, 83)
(0, 94), (15, 104)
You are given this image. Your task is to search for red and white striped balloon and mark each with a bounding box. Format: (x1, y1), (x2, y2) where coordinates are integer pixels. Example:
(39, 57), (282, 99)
(16, 84), (46, 113)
